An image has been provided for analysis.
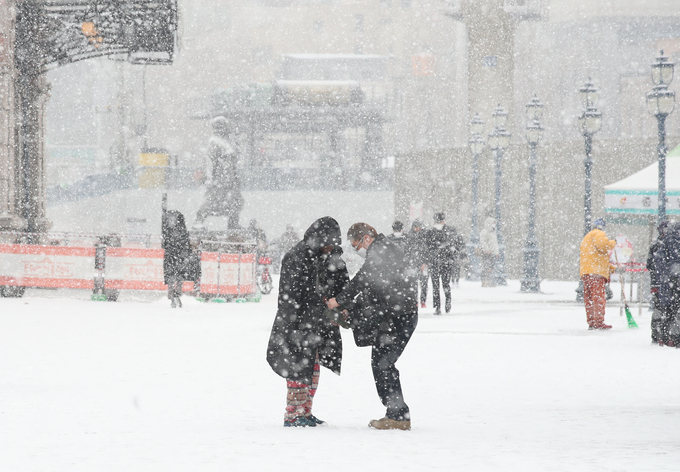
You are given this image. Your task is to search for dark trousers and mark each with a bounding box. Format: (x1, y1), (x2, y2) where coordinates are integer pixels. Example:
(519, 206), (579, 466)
(417, 270), (428, 305)
(167, 276), (182, 299)
(371, 314), (417, 421)
(430, 263), (451, 310)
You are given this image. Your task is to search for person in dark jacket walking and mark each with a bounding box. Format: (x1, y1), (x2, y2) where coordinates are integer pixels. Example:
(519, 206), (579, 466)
(424, 212), (458, 315)
(266, 217), (349, 427)
(650, 222), (680, 346)
(162, 210), (191, 308)
(647, 220), (671, 344)
(405, 219), (428, 309)
(327, 222), (417, 431)
(387, 221), (407, 252)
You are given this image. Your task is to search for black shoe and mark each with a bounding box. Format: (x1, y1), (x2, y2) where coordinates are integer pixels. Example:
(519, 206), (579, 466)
(434, 308), (441, 316)
(171, 298), (177, 308)
(284, 416), (317, 427)
(307, 414), (326, 426)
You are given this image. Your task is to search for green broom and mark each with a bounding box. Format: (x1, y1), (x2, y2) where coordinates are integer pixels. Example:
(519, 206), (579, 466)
(614, 252), (638, 329)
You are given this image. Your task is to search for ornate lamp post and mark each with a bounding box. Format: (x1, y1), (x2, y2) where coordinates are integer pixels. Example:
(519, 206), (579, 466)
(575, 79), (602, 301)
(488, 105), (511, 286)
(646, 51), (675, 223)
(467, 113), (486, 280)
(577, 79), (603, 237)
(521, 95), (544, 292)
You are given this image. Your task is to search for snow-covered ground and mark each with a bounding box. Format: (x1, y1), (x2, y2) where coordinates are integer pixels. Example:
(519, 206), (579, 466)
(2, 279), (679, 472)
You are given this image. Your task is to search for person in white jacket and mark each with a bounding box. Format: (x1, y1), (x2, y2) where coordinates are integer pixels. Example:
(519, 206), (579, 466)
(478, 216), (499, 287)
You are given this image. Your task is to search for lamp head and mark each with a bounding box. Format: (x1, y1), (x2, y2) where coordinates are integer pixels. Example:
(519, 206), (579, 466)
(525, 94), (544, 122)
(492, 104), (508, 129)
(579, 79), (599, 109)
(470, 113), (485, 136)
(652, 50), (674, 86)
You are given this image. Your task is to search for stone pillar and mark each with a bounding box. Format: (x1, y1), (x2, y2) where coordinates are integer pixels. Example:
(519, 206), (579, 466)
(462, 0), (515, 127)
(14, 0), (51, 233)
(0, 0), (25, 232)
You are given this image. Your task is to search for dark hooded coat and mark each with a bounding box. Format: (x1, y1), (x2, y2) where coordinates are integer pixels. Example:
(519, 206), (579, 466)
(266, 217), (348, 385)
(162, 211), (191, 284)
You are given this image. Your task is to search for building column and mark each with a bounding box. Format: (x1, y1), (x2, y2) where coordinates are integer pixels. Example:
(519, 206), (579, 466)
(0, 0), (26, 232)
(13, 0), (51, 233)
(463, 0), (515, 128)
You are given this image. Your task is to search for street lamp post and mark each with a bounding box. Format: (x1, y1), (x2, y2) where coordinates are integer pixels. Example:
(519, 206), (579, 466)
(575, 79), (602, 302)
(521, 95), (544, 293)
(578, 79), (603, 237)
(646, 50), (675, 223)
(488, 105), (511, 286)
(467, 113), (486, 280)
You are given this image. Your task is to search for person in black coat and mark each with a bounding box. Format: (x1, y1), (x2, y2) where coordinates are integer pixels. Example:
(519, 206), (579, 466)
(650, 222), (680, 346)
(327, 222), (417, 431)
(424, 212), (458, 315)
(647, 220), (670, 344)
(387, 220), (407, 252)
(162, 210), (191, 308)
(266, 216), (348, 427)
(405, 219), (428, 309)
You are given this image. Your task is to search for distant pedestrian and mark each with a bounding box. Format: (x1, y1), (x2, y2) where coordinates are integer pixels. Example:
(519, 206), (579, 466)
(647, 220), (671, 344)
(279, 224), (299, 256)
(387, 221), (407, 252)
(326, 222), (417, 431)
(162, 210), (191, 308)
(274, 224), (299, 274)
(405, 219), (428, 308)
(266, 217), (348, 427)
(248, 219), (267, 257)
(424, 212), (459, 315)
(478, 216), (499, 288)
(649, 222), (680, 345)
(579, 218), (616, 330)
(447, 223), (466, 288)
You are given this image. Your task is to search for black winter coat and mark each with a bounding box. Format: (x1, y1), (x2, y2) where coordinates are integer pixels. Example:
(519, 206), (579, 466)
(424, 225), (464, 268)
(266, 217), (348, 385)
(405, 230), (427, 269)
(162, 211), (191, 284)
(650, 223), (680, 307)
(336, 234), (417, 346)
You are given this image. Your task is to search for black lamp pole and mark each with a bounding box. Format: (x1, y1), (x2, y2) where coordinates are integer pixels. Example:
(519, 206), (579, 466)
(488, 105), (511, 286)
(575, 80), (602, 302)
(521, 95), (543, 293)
(646, 51), (675, 224)
(467, 114), (485, 280)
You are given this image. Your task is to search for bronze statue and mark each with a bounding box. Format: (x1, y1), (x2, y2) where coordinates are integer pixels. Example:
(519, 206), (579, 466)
(194, 117), (244, 229)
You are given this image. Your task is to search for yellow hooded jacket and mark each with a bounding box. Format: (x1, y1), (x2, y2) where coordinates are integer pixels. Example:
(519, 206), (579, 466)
(579, 228), (616, 279)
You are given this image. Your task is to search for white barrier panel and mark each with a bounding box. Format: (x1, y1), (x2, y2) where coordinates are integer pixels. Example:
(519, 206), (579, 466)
(104, 248), (168, 291)
(0, 244), (256, 296)
(0, 244), (95, 289)
(199, 252), (256, 295)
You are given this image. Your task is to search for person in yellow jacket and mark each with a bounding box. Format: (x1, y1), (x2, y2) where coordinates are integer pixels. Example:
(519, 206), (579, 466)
(580, 218), (617, 330)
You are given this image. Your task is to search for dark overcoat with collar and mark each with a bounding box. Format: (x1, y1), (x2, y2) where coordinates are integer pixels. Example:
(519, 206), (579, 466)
(266, 217), (348, 385)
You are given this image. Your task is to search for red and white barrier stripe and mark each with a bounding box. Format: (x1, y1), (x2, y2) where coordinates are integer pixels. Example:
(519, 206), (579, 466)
(0, 243), (257, 296)
(0, 244), (96, 289)
(104, 248), (167, 291)
(200, 253), (256, 295)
